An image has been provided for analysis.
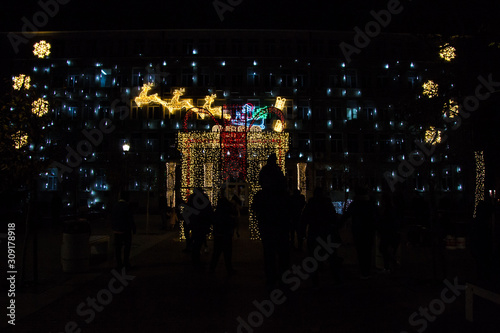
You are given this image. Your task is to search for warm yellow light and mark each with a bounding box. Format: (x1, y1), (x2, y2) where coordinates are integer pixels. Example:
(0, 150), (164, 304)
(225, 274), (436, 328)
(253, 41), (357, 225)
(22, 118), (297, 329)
(443, 99), (459, 118)
(473, 151), (485, 218)
(12, 131), (28, 149)
(33, 40), (51, 58)
(13, 74), (31, 90)
(134, 84), (194, 115)
(202, 94), (223, 119)
(439, 43), (456, 62)
(275, 97), (286, 110)
(273, 119), (284, 132)
(422, 80), (439, 98)
(297, 163), (307, 196)
(32, 98), (49, 117)
(425, 126), (442, 145)
(177, 131), (289, 240)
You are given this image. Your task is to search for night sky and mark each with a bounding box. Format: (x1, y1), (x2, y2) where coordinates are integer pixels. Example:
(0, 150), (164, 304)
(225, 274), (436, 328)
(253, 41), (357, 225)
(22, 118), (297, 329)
(0, 0), (498, 35)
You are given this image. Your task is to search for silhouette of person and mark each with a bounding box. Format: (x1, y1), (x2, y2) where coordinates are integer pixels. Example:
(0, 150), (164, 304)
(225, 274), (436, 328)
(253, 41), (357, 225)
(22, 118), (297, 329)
(186, 188), (214, 269)
(378, 192), (400, 273)
(301, 187), (339, 287)
(252, 153), (291, 291)
(111, 191), (136, 270)
(210, 192), (237, 275)
(343, 186), (377, 279)
(290, 189), (306, 250)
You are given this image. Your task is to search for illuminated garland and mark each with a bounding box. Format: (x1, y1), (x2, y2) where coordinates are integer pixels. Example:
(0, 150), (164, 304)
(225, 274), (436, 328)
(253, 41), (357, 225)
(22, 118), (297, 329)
(473, 151), (485, 218)
(32, 98), (49, 117)
(422, 80), (439, 98)
(439, 43), (456, 62)
(297, 162), (307, 196)
(13, 74), (31, 90)
(33, 40), (51, 58)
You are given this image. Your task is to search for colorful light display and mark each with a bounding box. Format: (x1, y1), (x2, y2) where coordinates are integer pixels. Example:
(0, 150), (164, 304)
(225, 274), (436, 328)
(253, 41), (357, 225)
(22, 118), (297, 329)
(33, 40), (51, 58)
(422, 80), (439, 98)
(178, 102), (289, 240)
(12, 74), (31, 90)
(32, 98), (49, 117)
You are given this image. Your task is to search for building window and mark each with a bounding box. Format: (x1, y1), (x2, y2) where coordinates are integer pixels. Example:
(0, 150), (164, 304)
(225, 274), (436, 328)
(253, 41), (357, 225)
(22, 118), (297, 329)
(247, 69), (260, 86)
(331, 134), (343, 153)
(346, 107), (358, 120)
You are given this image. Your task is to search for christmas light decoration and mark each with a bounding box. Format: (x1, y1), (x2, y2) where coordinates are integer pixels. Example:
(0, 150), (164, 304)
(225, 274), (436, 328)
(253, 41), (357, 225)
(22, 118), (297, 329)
(12, 131), (29, 149)
(275, 97), (286, 110)
(12, 74), (31, 90)
(297, 163), (307, 196)
(425, 126), (442, 145)
(439, 43), (456, 62)
(422, 80), (439, 98)
(33, 40), (51, 58)
(443, 99), (459, 118)
(473, 151), (485, 218)
(273, 119), (284, 132)
(134, 84), (194, 115)
(178, 104), (289, 240)
(32, 98), (49, 117)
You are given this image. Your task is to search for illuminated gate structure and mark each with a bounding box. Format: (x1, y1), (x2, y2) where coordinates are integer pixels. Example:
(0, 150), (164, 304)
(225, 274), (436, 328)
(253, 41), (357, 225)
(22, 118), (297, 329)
(178, 103), (289, 240)
(135, 84), (289, 239)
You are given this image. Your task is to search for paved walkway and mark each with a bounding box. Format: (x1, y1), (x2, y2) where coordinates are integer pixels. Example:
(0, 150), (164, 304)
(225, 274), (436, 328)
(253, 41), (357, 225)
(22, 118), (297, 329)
(4, 215), (500, 332)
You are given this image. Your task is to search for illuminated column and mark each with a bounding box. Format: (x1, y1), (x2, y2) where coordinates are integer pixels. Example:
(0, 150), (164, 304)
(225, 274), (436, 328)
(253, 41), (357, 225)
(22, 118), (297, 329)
(473, 151), (485, 218)
(297, 163), (307, 197)
(165, 162), (176, 207)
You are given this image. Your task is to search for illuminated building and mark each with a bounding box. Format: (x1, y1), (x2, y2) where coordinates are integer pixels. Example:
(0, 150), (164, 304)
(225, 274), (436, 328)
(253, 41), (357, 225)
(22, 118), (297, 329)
(3, 29), (474, 218)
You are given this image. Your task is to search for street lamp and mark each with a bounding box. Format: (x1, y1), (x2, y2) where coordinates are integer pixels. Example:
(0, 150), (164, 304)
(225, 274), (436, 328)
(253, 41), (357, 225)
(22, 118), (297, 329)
(122, 142), (130, 152)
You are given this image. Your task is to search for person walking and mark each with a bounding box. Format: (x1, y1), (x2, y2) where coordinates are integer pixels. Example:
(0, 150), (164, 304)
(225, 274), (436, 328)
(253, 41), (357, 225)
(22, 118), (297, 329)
(210, 193), (237, 275)
(343, 186), (377, 279)
(111, 191), (136, 270)
(301, 187), (340, 287)
(252, 153), (291, 291)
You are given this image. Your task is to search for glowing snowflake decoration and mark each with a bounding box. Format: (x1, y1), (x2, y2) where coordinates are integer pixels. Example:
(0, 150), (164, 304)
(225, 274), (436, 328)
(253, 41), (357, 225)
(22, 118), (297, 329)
(439, 43), (456, 62)
(32, 98), (49, 117)
(422, 80), (439, 98)
(12, 131), (29, 149)
(12, 74), (31, 90)
(33, 40), (51, 58)
(425, 126), (442, 145)
(443, 99), (459, 118)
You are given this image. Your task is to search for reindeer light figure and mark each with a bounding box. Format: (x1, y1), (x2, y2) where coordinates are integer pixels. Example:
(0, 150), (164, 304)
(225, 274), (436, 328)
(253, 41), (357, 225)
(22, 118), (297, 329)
(135, 83), (168, 108)
(135, 84), (194, 115)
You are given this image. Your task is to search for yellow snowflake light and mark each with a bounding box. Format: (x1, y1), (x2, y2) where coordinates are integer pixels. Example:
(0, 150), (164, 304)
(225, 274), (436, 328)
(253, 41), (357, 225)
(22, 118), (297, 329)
(439, 43), (456, 62)
(12, 74), (31, 90)
(425, 126), (442, 145)
(422, 80), (439, 98)
(33, 40), (51, 58)
(443, 99), (459, 118)
(32, 98), (49, 117)
(12, 131), (29, 149)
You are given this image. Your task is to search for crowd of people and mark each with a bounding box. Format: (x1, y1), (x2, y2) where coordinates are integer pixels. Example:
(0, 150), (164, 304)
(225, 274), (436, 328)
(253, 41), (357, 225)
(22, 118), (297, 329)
(111, 152), (497, 291)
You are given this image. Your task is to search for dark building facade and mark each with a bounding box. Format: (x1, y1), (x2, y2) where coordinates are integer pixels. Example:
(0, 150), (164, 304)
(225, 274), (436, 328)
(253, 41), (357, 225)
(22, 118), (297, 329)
(3, 29), (487, 220)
